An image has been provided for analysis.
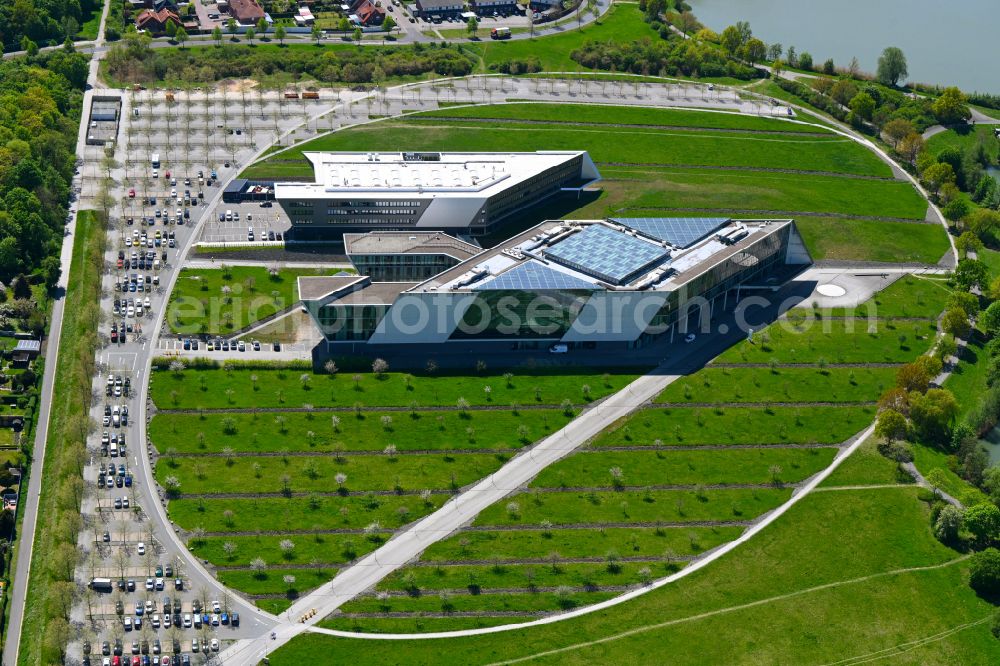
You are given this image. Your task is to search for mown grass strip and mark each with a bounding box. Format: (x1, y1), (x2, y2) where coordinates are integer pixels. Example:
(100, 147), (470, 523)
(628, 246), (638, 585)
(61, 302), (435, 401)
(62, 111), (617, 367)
(150, 367), (638, 410)
(19, 210), (104, 665)
(656, 367), (895, 404)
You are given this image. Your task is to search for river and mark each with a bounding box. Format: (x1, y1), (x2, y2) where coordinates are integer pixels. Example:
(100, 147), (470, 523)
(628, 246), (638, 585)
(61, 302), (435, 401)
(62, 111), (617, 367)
(689, 0), (1000, 94)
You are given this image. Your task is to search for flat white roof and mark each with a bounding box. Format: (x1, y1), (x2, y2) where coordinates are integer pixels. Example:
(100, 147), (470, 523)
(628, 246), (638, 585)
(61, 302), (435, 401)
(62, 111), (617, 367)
(274, 151), (587, 200)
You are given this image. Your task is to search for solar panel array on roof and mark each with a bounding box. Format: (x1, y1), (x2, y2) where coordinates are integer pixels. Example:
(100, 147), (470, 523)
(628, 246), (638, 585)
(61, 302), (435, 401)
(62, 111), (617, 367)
(474, 262), (598, 291)
(544, 225), (670, 285)
(611, 217), (730, 249)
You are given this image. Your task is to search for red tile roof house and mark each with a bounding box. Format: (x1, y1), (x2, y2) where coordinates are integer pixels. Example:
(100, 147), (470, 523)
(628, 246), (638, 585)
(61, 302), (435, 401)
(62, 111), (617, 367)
(228, 0), (265, 24)
(135, 8), (181, 34)
(353, 0), (385, 26)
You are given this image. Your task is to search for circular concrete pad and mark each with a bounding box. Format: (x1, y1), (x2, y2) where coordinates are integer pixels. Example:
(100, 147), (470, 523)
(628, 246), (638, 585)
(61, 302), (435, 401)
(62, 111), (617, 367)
(817, 284), (847, 297)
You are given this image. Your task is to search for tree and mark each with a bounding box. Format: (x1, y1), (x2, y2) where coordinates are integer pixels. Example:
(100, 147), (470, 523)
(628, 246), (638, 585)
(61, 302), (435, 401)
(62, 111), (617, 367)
(829, 79), (858, 106)
(466, 16), (478, 37)
(798, 52), (813, 71)
(383, 15), (395, 32)
(245, 26), (256, 44)
(212, 26), (223, 46)
(312, 24), (323, 43)
(257, 18), (268, 40)
(897, 133), (925, 164)
(174, 26), (188, 48)
(165, 20), (177, 39)
(874, 409), (907, 445)
(353, 27), (362, 45)
(942, 307), (972, 339)
(966, 504), (1000, 547)
(934, 504), (964, 544)
(275, 24), (287, 45)
(922, 162), (956, 196)
(954, 258), (990, 291)
(677, 11), (698, 35)
(956, 231), (984, 257)
(983, 302), (1000, 336)
(743, 38), (766, 66)
(20, 36), (39, 57)
(882, 118), (915, 147)
(227, 18), (238, 39)
(849, 92), (876, 121)
(970, 548), (1000, 596)
(823, 58), (835, 75)
(876, 47), (908, 86)
(908, 388), (959, 445)
(372, 358), (389, 377)
(933, 87), (971, 124)
(720, 25), (741, 56)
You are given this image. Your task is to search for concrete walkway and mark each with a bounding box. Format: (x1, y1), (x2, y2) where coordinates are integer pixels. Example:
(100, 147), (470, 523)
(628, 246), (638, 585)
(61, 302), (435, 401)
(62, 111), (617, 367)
(218, 367), (682, 663)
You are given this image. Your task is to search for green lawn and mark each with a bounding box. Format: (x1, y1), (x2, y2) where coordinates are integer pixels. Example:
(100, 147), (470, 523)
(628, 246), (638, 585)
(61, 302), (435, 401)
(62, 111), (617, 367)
(157, 451), (511, 495)
(825, 274), (954, 319)
(530, 447), (837, 488)
(339, 590), (619, 615)
(422, 525), (748, 562)
(713, 318), (937, 365)
(150, 366), (641, 410)
(656, 366), (894, 403)
(269, 488), (997, 663)
(150, 408), (573, 454)
(944, 335), (989, 423)
(167, 493), (449, 533)
(166, 266), (335, 335)
(190, 532), (380, 567)
(259, 118), (891, 179)
(469, 488), (791, 529)
(320, 616), (527, 633)
(591, 405), (875, 447)
(19, 211), (105, 666)
(978, 247), (1000, 277)
(796, 217), (949, 264)
(926, 125), (1000, 165)
(910, 442), (988, 506)
(418, 102), (825, 133)
(820, 437), (912, 487)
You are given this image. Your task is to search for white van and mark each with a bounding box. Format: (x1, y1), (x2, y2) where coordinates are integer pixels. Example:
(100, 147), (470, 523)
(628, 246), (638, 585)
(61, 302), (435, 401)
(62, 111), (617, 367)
(225, 210), (233, 221)
(549, 344), (568, 354)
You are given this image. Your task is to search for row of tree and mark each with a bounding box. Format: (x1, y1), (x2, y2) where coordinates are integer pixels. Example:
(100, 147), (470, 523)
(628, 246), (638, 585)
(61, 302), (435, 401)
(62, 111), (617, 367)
(107, 29), (475, 85)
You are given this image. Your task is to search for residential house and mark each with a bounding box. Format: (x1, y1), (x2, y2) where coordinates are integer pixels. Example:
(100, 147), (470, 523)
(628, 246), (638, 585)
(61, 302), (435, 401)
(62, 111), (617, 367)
(415, 0), (464, 16)
(352, 0), (385, 25)
(135, 7), (182, 33)
(227, 0), (265, 24)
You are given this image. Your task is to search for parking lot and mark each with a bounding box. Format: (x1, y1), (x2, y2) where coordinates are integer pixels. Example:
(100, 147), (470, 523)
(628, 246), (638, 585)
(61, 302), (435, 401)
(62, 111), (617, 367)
(199, 201), (290, 245)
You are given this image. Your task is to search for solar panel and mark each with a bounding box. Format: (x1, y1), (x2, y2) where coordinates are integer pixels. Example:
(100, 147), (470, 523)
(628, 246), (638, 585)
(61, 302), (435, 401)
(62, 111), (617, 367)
(544, 225), (670, 285)
(474, 262), (598, 291)
(610, 217), (730, 249)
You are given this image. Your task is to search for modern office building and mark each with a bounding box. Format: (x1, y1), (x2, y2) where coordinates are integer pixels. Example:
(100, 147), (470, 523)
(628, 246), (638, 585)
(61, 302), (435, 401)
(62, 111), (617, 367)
(344, 231), (481, 282)
(274, 151), (599, 240)
(299, 217), (812, 351)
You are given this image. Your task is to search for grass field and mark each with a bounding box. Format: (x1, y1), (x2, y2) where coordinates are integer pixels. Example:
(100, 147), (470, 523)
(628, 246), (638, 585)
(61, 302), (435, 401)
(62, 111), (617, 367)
(825, 275), (954, 319)
(19, 211), (105, 665)
(926, 125), (1000, 165)
(149, 366), (640, 410)
(166, 266), (337, 335)
(243, 96), (938, 264)
(257, 119), (891, 179)
(656, 366), (894, 403)
(150, 407), (573, 454)
(713, 319), (937, 365)
(271, 487), (1000, 660)
(416, 103), (825, 133)
(591, 405), (874, 447)
(796, 217), (949, 264)
(313, 280), (944, 627)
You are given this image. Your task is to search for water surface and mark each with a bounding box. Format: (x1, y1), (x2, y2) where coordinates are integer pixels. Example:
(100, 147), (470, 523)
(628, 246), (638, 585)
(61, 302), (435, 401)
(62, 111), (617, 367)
(689, 0), (1000, 93)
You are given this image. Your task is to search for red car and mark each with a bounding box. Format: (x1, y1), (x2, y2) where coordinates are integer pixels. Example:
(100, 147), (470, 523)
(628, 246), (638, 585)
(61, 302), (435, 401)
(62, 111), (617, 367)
(128, 188), (136, 198)
(165, 170), (171, 180)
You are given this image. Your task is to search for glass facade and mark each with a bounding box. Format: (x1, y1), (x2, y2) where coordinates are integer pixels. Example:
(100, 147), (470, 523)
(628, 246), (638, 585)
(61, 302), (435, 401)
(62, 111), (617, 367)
(313, 303), (389, 341)
(351, 253), (462, 282)
(451, 289), (591, 339)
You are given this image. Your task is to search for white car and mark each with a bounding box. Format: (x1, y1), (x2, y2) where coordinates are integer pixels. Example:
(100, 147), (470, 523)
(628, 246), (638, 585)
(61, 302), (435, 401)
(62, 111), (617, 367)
(183, 613), (192, 627)
(145, 577), (154, 591)
(212, 600), (221, 613)
(210, 638), (219, 651)
(684, 333), (696, 343)
(137, 542), (146, 555)
(152, 613), (160, 628)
